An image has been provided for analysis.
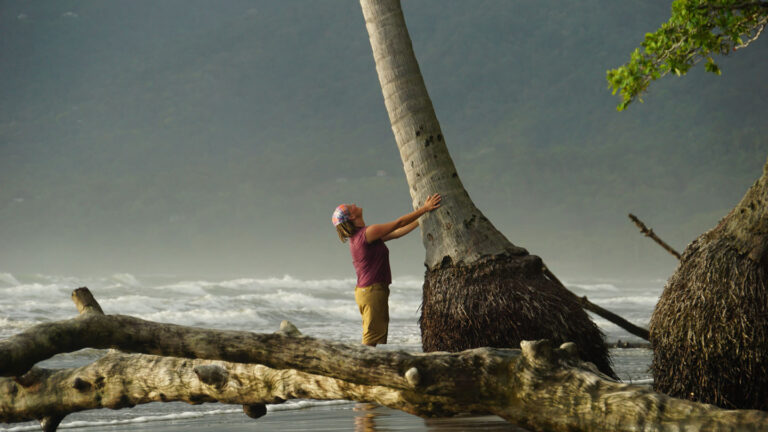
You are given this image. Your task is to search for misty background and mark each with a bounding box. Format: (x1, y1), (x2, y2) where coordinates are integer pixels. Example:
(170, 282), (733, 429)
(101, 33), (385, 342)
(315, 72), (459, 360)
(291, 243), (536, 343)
(2, 0), (767, 283)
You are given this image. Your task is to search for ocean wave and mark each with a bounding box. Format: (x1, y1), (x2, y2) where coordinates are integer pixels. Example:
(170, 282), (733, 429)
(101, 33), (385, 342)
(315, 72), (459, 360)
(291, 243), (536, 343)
(387, 298), (422, 320)
(391, 276), (424, 289)
(591, 317), (650, 330)
(0, 272), (422, 293)
(267, 399), (353, 412)
(0, 316), (40, 339)
(98, 295), (169, 315)
(0, 272), (657, 344)
(149, 275), (422, 294)
(137, 308), (271, 329)
(622, 378), (653, 385)
(590, 296), (659, 306)
(0, 282), (71, 298)
(159, 275), (359, 293)
(565, 282), (619, 292)
(110, 273), (142, 287)
(0, 272), (21, 287)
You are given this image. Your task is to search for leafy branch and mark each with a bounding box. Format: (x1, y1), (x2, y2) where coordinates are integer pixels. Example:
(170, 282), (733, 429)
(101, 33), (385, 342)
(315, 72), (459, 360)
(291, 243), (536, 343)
(607, 0), (768, 111)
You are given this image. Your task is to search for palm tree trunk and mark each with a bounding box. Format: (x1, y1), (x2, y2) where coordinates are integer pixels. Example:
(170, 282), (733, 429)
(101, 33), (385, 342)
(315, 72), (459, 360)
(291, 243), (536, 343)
(359, 0), (524, 267)
(359, 0), (614, 376)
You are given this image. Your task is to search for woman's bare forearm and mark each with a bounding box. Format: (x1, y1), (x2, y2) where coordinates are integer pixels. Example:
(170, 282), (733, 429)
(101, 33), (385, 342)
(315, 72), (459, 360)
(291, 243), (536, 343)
(393, 194), (441, 229)
(401, 219), (420, 235)
(393, 207), (428, 230)
(384, 220), (420, 241)
(366, 194), (441, 243)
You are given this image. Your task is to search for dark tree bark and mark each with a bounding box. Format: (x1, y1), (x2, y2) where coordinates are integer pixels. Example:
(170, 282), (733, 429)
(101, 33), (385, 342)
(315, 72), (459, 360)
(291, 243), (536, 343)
(650, 157), (768, 410)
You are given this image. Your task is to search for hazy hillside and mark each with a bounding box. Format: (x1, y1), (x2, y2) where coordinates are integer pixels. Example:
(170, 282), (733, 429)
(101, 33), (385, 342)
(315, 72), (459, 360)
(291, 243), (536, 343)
(1, 0), (767, 280)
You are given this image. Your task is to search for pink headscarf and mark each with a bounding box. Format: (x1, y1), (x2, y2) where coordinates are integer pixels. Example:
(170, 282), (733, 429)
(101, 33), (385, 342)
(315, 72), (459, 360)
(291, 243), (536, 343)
(332, 204), (350, 226)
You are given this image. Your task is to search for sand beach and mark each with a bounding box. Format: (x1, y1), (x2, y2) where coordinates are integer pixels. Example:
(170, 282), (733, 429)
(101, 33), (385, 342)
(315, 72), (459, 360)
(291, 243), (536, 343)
(74, 403), (527, 432)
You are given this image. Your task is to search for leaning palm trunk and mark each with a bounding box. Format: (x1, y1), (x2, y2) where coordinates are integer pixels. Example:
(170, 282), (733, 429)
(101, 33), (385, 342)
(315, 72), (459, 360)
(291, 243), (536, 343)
(650, 157), (768, 410)
(359, 0), (613, 376)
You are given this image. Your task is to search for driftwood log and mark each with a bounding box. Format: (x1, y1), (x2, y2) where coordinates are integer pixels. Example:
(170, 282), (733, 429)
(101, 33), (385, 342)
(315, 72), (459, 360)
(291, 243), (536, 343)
(1, 288), (767, 432)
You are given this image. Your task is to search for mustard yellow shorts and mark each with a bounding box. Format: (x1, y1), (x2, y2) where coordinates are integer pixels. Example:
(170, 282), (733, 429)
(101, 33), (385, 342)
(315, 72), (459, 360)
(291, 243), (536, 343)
(354, 283), (390, 345)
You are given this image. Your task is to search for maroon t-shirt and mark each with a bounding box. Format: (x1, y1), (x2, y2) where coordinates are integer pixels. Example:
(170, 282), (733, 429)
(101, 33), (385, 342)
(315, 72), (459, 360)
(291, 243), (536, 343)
(350, 226), (392, 287)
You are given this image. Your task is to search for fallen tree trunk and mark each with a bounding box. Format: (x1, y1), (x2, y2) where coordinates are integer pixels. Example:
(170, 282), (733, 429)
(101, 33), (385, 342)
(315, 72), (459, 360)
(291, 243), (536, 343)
(0, 352), (466, 428)
(1, 288), (767, 432)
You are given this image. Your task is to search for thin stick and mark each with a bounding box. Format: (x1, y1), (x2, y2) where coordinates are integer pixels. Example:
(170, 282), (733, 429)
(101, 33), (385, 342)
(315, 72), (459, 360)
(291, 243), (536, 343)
(628, 213), (682, 260)
(543, 269), (650, 341)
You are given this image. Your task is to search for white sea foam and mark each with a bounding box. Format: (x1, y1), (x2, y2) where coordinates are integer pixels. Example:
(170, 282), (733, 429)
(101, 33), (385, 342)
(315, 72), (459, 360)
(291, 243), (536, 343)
(0, 282), (69, 297)
(138, 308), (270, 329)
(591, 317), (650, 330)
(0, 272), (21, 287)
(591, 296), (660, 306)
(98, 295), (167, 315)
(210, 275), (357, 291)
(0, 273), (658, 334)
(267, 399), (353, 412)
(154, 281), (210, 296)
(622, 378), (653, 385)
(566, 282), (619, 292)
(391, 276), (423, 289)
(388, 298), (421, 320)
(147, 275), (362, 298)
(31, 273), (82, 286)
(110, 273), (141, 287)
(0, 317), (38, 339)
(156, 274), (424, 292)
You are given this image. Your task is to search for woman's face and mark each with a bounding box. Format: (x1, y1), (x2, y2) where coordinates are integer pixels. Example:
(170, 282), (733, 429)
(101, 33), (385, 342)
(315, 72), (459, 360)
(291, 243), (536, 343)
(348, 204), (363, 222)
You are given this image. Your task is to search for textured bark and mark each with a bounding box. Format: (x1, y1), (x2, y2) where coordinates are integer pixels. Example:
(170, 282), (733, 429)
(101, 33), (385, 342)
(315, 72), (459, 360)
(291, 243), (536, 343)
(2, 288), (768, 432)
(359, 0), (523, 267)
(650, 157), (768, 410)
(0, 352), (463, 424)
(420, 255), (615, 377)
(0, 305), (448, 393)
(710, 158), (768, 262)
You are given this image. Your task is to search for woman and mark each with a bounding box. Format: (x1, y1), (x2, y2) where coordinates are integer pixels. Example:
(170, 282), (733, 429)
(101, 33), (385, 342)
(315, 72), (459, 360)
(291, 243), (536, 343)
(332, 193), (442, 346)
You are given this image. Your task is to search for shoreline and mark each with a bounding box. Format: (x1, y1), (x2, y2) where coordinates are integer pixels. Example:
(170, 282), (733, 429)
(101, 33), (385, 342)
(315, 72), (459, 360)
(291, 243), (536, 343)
(1, 402), (526, 432)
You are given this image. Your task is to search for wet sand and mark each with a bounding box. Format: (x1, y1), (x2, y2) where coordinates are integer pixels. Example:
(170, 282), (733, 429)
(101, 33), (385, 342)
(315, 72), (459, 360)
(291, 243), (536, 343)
(79, 403), (527, 432)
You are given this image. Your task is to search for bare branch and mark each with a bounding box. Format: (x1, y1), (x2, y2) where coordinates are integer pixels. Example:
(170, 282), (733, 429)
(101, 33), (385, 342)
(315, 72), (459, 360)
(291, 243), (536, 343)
(698, 1), (768, 11)
(629, 213), (683, 260)
(735, 18), (768, 50)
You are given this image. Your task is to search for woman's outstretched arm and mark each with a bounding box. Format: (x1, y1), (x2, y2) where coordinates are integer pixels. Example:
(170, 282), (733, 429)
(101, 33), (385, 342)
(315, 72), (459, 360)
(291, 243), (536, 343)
(381, 219), (419, 242)
(365, 194), (441, 243)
